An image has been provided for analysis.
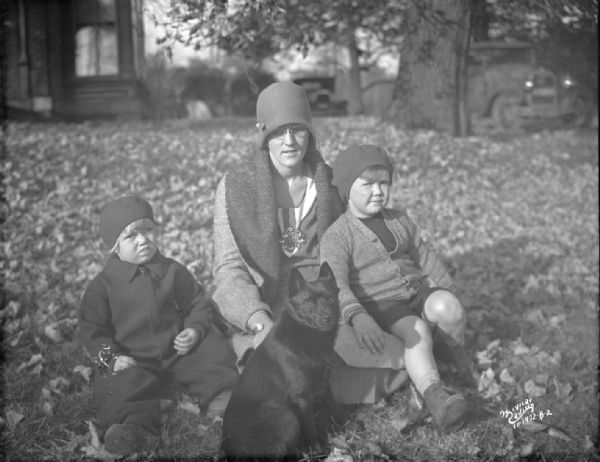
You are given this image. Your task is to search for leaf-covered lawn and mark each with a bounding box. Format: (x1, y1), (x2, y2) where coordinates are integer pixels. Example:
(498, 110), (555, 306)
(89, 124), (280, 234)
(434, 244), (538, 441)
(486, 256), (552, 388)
(1, 118), (598, 461)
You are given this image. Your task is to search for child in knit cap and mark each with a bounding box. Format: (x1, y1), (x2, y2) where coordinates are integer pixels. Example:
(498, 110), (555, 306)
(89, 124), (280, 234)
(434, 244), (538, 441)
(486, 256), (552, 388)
(320, 145), (478, 430)
(79, 196), (238, 455)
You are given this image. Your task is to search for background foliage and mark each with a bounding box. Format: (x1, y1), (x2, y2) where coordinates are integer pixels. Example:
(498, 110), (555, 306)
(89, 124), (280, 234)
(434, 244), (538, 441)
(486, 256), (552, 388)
(1, 118), (598, 460)
(153, 0), (598, 129)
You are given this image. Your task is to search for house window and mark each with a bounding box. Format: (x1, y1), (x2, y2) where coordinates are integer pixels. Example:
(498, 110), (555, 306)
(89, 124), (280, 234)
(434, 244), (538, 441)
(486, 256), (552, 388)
(75, 0), (118, 76)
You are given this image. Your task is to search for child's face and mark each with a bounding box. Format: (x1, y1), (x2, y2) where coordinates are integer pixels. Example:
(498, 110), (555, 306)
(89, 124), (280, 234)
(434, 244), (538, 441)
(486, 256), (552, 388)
(348, 167), (391, 218)
(115, 219), (157, 264)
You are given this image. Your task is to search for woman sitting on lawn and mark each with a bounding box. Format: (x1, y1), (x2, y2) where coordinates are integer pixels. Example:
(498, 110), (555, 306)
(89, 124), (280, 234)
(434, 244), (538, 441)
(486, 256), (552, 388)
(212, 81), (407, 404)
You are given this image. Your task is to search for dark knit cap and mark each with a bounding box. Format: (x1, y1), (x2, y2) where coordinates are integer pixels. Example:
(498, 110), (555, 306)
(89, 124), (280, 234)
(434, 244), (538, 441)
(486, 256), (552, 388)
(99, 196), (154, 247)
(256, 81), (317, 148)
(331, 144), (394, 202)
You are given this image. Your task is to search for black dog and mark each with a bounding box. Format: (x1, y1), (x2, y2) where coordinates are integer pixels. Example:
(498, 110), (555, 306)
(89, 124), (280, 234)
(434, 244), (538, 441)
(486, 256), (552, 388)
(221, 263), (340, 460)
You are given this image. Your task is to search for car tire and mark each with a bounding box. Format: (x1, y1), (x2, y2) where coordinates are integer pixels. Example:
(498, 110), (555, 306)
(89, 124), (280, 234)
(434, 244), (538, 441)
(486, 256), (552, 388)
(562, 93), (592, 128)
(491, 93), (522, 132)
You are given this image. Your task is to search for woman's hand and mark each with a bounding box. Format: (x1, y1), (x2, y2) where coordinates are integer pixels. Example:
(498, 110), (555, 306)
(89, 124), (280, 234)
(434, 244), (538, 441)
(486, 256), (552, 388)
(351, 312), (386, 355)
(113, 355), (138, 372)
(174, 328), (200, 355)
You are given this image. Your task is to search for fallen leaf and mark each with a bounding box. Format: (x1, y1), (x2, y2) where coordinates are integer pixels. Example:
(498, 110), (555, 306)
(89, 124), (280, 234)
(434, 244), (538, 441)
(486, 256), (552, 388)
(30, 363), (44, 376)
(41, 387), (52, 399)
(520, 442), (534, 457)
(5, 409), (24, 430)
(73, 365), (92, 382)
(466, 443), (480, 456)
(325, 447), (354, 462)
(87, 420), (101, 449)
(364, 441), (383, 456)
(63, 429), (90, 453)
(27, 353), (44, 366)
(499, 368), (515, 384)
(178, 398), (201, 415)
(42, 401), (54, 416)
(197, 423), (209, 432)
(547, 426), (576, 443)
(549, 315), (566, 328)
(583, 435), (595, 452)
(9, 330), (24, 347)
(44, 323), (63, 343)
(49, 376), (71, 393)
(390, 418), (410, 431)
(519, 421), (547, 433)
(524, 379), (545, 397)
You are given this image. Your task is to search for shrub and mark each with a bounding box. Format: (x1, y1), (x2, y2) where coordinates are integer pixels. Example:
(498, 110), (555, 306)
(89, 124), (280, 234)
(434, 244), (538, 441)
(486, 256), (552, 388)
(141, 52), (187, 120)
(180, 62), (228, 116)
(228, 68), (276, 116)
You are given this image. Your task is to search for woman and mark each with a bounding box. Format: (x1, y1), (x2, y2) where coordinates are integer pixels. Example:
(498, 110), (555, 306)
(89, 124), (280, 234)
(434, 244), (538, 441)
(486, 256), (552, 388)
(212, 81), (407, 404)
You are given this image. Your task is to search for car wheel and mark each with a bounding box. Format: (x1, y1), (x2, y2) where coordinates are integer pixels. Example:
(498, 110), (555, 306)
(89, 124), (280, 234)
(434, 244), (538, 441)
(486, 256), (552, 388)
(562, 93), (591, 127)
(491, 93), (522, 132)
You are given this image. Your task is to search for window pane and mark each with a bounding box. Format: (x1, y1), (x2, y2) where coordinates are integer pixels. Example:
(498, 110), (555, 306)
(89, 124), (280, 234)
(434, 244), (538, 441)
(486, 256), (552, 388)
(76, 0), (99, 24)
(97, 26), (118, 75)
(97, 0), (116, 22)
(76, 0), (115, 24)
(75, 25), (118, 76)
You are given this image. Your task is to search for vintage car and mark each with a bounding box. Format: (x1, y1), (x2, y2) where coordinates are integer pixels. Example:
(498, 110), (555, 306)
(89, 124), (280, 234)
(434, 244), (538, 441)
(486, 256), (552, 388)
(293, 76), (348, 116)
(467, 41), (593, 131)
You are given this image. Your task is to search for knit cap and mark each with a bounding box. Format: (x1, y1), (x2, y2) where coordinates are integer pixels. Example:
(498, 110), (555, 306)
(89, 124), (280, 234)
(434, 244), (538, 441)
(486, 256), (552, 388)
(99, 196), (154, 248)
(331, 144), (394, 202)
(256, 81), (317, 148)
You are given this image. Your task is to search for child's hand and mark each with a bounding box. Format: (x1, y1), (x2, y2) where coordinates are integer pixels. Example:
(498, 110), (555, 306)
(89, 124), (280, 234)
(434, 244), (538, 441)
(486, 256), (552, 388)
(174, 328), (200, 355)
(351, 313), (386, 355)
(113, 355), (138, 372)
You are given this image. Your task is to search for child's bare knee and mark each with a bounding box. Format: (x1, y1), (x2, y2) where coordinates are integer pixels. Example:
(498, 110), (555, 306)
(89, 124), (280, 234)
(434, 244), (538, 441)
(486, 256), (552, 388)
(424, 291), (464, 326)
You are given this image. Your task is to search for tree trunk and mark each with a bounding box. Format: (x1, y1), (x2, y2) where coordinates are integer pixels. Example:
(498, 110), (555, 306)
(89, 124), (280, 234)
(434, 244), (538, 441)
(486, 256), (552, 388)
(346, 28), (365, 115)
(387, 0), (470, 135)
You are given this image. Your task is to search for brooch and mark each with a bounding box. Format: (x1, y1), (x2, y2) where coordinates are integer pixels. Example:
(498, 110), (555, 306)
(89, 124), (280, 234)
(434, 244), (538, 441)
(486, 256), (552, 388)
(280, 227), (307, 255)
(92, 344), (117, 376)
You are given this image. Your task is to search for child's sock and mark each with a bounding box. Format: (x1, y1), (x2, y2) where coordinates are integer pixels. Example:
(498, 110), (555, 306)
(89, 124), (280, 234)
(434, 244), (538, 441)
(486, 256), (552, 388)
(414, 369), (442, 396)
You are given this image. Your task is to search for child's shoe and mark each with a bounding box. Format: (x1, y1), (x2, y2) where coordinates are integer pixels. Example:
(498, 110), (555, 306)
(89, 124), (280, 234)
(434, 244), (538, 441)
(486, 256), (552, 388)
(422, 382), (466, 430)
(104, 422), (159, 455)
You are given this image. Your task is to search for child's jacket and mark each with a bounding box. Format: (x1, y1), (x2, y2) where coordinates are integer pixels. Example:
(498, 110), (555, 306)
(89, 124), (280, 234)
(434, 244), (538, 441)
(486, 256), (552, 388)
(79, 251), (213, 362)
(320, 208), (455, 324)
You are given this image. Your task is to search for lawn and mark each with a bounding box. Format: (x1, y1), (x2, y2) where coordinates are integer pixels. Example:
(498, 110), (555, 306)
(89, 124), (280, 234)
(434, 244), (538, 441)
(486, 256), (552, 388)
(1, 117), (598, 461)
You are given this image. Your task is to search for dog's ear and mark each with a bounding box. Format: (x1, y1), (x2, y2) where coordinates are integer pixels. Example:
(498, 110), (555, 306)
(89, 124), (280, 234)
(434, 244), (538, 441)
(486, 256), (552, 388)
(288, 268), (306, 296)
(318, 262), (336, 285)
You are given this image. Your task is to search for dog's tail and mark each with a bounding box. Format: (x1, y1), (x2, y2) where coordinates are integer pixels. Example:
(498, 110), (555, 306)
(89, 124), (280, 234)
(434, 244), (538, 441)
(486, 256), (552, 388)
(222, 399), (301, 459)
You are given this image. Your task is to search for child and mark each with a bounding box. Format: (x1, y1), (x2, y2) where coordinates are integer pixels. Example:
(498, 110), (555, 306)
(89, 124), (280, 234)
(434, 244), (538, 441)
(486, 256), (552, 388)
(321, 145), (477, 430)
(79, 196), (238, 455)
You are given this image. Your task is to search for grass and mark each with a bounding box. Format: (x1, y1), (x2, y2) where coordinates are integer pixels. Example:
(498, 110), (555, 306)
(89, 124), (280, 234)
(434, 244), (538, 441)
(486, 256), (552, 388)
(1, 118), (598, 461)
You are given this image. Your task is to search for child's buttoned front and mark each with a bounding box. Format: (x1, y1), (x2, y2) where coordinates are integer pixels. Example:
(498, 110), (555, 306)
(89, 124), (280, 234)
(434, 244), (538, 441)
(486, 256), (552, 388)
(80, 252), (212, 362)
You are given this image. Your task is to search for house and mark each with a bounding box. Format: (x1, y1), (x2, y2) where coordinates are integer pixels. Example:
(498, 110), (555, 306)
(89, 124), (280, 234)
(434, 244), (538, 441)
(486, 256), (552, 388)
(3, 0), (149, 120)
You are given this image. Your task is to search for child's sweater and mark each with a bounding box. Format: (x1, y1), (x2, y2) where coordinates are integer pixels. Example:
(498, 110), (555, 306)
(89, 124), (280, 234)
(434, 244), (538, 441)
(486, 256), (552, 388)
(320, 208), (455, 323)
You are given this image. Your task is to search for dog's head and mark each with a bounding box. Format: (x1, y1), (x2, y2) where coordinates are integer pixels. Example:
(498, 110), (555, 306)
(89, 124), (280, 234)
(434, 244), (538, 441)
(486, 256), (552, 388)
(286, 262), (340, 331)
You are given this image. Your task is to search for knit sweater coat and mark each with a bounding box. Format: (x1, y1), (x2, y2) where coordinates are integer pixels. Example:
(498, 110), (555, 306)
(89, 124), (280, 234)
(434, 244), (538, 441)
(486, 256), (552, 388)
(212, 148), (343, 361)
(79, 252), (213, 362)
(320, 208), (455, 324)
(213, 150), (342, 329)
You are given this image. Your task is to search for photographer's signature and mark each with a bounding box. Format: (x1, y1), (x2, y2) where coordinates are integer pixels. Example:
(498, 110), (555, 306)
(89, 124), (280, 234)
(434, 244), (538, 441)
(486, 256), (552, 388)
(499, 398), (552, 429)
